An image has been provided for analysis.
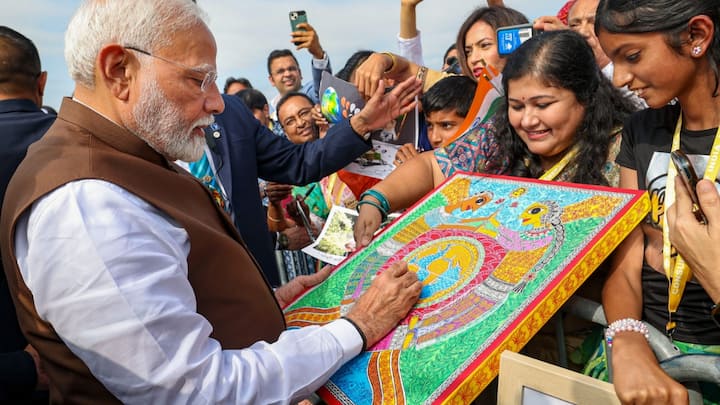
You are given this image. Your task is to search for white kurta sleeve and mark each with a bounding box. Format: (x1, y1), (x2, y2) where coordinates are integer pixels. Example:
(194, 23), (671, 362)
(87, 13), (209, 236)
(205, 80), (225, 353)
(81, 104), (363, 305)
(14, 179), (362, 405)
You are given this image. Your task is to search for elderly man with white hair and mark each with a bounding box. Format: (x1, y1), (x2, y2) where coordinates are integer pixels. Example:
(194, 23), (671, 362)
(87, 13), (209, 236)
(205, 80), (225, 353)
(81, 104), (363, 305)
(0, 1), (423, 404)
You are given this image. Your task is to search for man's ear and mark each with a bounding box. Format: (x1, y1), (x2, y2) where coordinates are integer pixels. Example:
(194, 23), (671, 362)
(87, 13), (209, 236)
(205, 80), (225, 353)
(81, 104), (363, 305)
(97, 44), (133, 101)
(35, 71), (48, 106)
(268, 74), (277, 88)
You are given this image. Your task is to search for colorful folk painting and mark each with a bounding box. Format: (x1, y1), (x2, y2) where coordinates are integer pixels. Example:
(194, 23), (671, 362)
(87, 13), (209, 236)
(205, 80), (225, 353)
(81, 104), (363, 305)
(284, 172), (649, 404)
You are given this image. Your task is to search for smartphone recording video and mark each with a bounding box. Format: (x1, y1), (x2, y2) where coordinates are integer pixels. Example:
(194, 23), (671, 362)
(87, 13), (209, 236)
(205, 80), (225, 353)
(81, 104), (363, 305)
(497, 24), (538, 56)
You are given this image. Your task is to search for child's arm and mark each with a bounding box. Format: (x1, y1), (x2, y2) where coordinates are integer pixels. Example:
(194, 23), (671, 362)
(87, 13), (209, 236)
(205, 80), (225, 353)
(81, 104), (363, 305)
(353, 151), (442, 247)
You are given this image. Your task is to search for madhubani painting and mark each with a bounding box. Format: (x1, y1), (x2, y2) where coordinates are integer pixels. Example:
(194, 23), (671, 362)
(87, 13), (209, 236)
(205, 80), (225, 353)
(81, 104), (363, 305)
(284, 172), (649, 404)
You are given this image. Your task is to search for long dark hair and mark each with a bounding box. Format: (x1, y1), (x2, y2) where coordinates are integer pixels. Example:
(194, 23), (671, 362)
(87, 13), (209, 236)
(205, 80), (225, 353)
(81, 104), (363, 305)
(493, 30), (638, 186)
(595, 0), (720, 95)
(455, 6), (528, 79)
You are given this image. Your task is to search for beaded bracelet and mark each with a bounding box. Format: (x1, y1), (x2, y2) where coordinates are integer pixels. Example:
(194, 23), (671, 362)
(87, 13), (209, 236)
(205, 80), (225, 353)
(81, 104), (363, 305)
(604, 318), (650, 348)
(356, 200), (388, 222)
(341, 316), (368, 351)
(360, 189), (391, 213)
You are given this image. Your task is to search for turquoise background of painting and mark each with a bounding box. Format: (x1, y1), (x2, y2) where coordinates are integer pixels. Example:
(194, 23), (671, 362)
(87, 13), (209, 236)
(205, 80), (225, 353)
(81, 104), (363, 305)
(285, 175), (629, 404)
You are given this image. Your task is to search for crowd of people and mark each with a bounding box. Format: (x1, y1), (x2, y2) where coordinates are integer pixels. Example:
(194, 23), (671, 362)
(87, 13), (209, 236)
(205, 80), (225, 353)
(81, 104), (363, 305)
(2, 0), (720, 404)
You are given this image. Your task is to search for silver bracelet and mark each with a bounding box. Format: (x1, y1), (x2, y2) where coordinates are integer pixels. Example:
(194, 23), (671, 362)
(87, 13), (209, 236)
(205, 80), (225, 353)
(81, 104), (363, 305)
(604, 318), (649, 347)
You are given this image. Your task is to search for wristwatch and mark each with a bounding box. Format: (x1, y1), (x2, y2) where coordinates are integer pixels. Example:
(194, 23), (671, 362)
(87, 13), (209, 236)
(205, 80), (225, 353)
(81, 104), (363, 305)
(711, 303), (720, 328)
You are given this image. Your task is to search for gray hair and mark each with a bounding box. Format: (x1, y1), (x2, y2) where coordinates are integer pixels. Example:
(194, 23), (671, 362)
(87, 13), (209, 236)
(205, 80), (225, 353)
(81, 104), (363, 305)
(65, 0), (208, 89)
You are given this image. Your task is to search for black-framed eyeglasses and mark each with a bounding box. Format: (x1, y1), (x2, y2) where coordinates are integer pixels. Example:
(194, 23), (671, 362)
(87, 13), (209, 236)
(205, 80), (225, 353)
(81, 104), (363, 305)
(125, 46), (218, 93)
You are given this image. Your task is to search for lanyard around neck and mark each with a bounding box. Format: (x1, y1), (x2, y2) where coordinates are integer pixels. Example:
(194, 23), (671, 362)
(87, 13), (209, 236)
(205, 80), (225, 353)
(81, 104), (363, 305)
(662, 113), (720, 333)
(539, 146), (579, 181)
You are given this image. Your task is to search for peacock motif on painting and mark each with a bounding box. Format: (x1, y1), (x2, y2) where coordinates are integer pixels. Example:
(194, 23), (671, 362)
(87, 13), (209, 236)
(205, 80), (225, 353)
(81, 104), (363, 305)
(283, 173), (648, 404)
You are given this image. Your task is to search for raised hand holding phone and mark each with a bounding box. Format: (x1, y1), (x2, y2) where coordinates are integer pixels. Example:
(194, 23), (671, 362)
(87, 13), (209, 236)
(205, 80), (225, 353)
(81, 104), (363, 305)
(289, 11), (325, 58)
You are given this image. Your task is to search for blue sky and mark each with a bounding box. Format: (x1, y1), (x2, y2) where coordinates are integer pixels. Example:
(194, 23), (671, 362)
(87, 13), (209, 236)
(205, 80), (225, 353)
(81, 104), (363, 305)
(2, 0), (566, 110)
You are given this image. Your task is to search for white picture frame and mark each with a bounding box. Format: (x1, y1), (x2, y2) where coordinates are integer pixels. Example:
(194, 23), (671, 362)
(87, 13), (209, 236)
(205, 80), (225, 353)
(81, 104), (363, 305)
(497, 350), (620, 405)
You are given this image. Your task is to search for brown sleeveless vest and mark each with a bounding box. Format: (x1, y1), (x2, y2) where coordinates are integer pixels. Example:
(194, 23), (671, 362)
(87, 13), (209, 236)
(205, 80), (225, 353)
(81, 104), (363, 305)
(0, 98), (286, 404)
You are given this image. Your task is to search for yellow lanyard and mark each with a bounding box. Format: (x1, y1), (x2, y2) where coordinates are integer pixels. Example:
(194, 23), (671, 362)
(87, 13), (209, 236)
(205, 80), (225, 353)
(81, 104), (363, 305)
(663, 114), (720, 332)
(539, 146), (579, 181)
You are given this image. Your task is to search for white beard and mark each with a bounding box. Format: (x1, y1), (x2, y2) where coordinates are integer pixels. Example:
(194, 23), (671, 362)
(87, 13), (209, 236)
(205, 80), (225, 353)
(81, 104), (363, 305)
(127, 75), (213, 162)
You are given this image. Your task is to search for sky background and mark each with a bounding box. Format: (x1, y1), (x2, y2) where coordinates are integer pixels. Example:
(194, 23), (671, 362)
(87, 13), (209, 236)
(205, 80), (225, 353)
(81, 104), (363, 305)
(3, 0), (567, 110)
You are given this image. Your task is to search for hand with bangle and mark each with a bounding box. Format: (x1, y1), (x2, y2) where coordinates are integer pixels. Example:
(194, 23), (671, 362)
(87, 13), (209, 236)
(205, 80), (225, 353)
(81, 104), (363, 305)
(349, 74), (422, 143)
(351, 51), (422, 103)
(265, 182), (294, 231)
(354, 189), (391, 248)
(266, 203), (288, 232)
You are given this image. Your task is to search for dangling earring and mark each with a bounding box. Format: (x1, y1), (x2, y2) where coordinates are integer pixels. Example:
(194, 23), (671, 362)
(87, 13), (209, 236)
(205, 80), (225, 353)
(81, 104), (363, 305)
(692, 45), (703, 56)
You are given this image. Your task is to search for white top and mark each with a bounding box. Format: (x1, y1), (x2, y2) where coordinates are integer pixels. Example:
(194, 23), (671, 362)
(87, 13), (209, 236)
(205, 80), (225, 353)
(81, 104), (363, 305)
(397, 31), (425, 66)
(14, 179), (362, 405)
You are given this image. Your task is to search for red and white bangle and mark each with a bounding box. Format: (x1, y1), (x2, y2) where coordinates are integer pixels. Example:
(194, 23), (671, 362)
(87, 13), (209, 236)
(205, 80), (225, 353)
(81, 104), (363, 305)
(605, 318), (649, 347)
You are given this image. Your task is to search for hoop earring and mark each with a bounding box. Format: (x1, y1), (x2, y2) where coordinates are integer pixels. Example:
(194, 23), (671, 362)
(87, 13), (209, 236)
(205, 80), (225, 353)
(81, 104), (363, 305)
(692, 45), (703, 56)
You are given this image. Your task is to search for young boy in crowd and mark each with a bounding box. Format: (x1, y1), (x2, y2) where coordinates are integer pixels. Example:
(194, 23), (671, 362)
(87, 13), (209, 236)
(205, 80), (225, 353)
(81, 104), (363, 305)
(394, 75), (476, 165)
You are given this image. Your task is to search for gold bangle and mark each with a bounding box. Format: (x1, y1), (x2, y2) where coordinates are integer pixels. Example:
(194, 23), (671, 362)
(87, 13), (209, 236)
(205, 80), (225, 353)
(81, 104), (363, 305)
(267, 214), (282, 223)
(382, 52), (397, 74)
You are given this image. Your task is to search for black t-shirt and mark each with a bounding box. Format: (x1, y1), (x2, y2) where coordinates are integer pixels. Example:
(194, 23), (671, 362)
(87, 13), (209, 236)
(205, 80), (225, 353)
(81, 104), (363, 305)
(617, 103), (720, 344)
